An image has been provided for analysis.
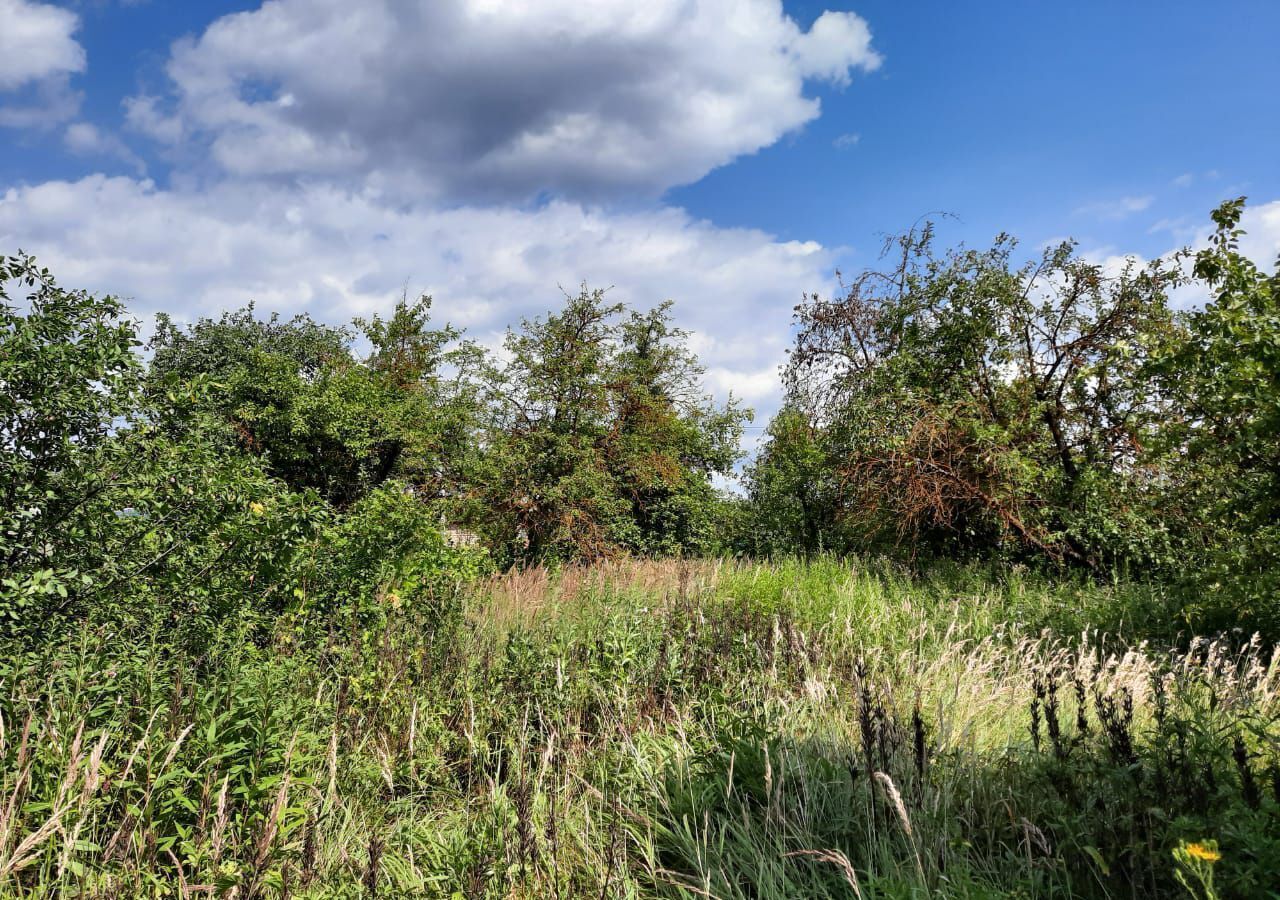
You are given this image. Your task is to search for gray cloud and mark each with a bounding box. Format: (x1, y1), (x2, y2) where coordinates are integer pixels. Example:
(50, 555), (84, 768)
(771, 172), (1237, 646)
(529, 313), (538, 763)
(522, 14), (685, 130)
(126, 0), (880, 201)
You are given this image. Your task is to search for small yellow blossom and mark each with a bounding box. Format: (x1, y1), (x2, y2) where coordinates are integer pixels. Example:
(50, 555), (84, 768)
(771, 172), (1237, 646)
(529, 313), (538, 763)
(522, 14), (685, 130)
(249, 501), (266, 516)
(1186, 842), (1221, 863)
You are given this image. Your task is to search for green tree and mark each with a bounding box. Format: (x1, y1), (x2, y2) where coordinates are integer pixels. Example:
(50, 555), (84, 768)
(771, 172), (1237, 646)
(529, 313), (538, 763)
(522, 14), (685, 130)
(1, 253), (141, 626)
(607, 303), (748, 555)
(355, 293), (487, 508)
(148, 299), (480, 508)
(0, 256), (321, 639)
(1152, 198), (1280, 625)
(478, 287), (629, 560)
(780, 222), (1184, 568)
(477, 288), (748, 562)
(740, 405), (839, 555)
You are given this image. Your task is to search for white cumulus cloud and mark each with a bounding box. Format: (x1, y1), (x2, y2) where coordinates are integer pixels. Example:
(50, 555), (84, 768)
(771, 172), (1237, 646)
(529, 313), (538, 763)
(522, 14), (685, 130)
(125, 0), (881, 200)
(63, 122), (146, 173)
(0, 0), (83, 90)
(0, 175), (837, 420)
(0, 0), (85, 127)
(1, 0), (892, 431)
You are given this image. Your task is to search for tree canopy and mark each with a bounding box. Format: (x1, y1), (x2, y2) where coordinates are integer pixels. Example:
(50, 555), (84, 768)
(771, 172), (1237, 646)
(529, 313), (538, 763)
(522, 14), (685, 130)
(475, 288), (749, 561)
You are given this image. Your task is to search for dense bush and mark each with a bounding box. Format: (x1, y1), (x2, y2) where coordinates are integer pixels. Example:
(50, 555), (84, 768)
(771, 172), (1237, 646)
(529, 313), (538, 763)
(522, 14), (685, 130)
(1, 252), (142, 633)
(3, 252), (750, 642)
(147, 297), (482, 510)
(1, 255), (481, 648)
(1148, 199), (1280, 633)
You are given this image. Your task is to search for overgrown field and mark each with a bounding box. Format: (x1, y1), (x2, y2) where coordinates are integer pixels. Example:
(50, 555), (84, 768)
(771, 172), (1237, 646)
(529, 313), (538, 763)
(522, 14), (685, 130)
(2, 558), (1275, 898)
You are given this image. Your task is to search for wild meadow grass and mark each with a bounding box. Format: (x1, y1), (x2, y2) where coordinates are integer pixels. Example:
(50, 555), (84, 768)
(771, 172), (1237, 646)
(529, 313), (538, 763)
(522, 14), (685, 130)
(1, 557), (1276, 898)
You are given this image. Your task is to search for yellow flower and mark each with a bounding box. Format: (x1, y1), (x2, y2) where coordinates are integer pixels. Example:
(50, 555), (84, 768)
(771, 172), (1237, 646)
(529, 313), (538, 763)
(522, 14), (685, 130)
(249, 501), (266, 516)
(1186, 842), (1221, 863)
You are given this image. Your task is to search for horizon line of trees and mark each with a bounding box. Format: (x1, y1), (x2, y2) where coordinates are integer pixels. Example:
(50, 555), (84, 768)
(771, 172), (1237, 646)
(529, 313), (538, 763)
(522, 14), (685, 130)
(3, 197), (1278, 641)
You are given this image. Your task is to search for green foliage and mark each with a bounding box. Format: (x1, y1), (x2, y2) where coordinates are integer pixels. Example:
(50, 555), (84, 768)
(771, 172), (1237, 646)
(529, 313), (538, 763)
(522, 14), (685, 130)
(6, 204), (1280, 898)
(744, 199), (1280, 637)
(738, 405), (843, 555)
(148, 307), (387, 506)
(355, 294), (488, 505)
(148, 298), (481, 509)
(477, 288), (749, 563)
(1, 558), (1273, 898)
(66, 411), (321, 637)
(2, 259), (483, 648)
(1, 252), (141, 630)
(1150, 198), (1280, 629)
(773, 223), (1185, 570)
(285, 481), (489, 629)
(6, 252), (751, 588)
(609, 303), (748, 556)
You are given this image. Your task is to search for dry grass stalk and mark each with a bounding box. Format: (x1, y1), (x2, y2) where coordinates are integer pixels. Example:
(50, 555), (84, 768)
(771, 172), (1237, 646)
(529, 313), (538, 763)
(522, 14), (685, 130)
(873, 772), (925, 882)
(210, 774), (231, 865)
(1, 722), (104, 881)
(785, 848), (864, 899)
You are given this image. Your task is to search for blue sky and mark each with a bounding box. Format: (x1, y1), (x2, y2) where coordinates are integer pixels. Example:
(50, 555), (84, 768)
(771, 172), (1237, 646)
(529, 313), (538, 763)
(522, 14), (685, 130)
(3, 0), (1279, 435)
(677, 0), (1280, 256)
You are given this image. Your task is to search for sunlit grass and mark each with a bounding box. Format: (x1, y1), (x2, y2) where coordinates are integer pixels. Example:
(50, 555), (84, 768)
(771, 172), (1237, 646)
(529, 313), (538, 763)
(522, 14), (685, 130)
(0, 557), (1274, 897)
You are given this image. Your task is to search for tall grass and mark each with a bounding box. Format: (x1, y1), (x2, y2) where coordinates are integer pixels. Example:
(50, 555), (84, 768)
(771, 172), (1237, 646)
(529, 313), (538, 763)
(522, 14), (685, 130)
(0, 558), (1275, 897)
